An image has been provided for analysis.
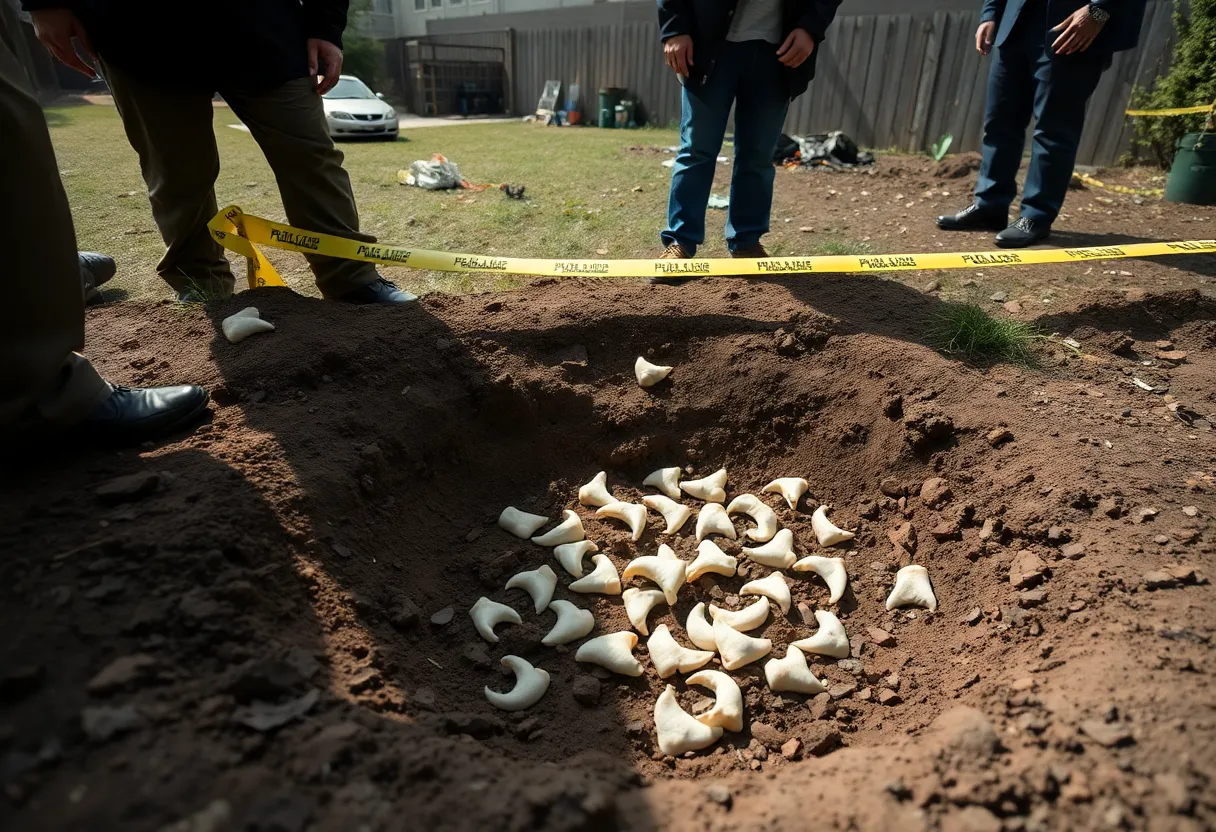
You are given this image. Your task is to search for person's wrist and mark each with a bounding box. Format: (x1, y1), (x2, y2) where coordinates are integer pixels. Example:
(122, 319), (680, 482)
(1086, 3), (1111, 23)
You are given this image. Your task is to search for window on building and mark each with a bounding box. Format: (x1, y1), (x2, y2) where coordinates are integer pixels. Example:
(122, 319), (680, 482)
(450, 0), (464, 5)
(430, 0), (442, 7)
(414, 0), (425, 9)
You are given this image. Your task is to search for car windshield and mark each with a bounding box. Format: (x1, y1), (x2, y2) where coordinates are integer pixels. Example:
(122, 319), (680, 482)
(323, 78), (377, 100)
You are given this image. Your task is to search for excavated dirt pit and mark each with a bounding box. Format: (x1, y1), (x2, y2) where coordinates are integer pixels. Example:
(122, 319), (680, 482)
(2, 276), (1214, 831)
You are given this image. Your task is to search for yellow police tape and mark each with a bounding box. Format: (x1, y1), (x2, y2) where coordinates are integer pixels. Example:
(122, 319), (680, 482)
(207, 205), (1216, 290)
(1071, 171), (1164, 197)
(1124, 104), (1214, 117)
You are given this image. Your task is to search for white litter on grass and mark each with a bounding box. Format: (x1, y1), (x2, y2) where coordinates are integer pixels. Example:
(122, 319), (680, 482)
(811, 504), (856, 546)
(227, 123), (251, 133)
(740, 571), (791, 615)
(643, 467), (682, 499)
(622, 554), (686, 605)
(646, 625), (714, 678)
(575, 631), (644, 676)
(578, 471), (616, 508)
(221, 307), (275, 344)
(792, 555), (848, 604)
(686, 539), (737, 581)
(726, 494), (778, 542)
(790, 609), (850, 658)
(642, 494), (693, 534)
(505, 565), (557, 613)
(887, 564), (938, 612)
(622, 587), (667, 636)
(709, 597), (770, 632)
(763, 477), (810, 510)
(742, 528), (797, 569)
(635, 356), (673, 388)
(764, 645), (826, 695)
(541, 600), (595, 646)
(469, 597), (522, 644)
(681, 469), (728, 503)
(484, 655), (550, 711)
(654, 684), (723, 756)
(531, 510), (585, 547)
(685, 603), (718, 651)
(696, 503), (737, 542)
(568, 555), (622, 595)
(498, 507), (548, 539)
(686, 670), (743, 732)
(553, 540), (598, 578)
(596, 502), (648, 541)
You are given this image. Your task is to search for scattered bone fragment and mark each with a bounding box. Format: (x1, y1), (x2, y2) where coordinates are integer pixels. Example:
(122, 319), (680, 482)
(505, 564), (558, 613)
(622, 554), (686, 605)
(541, 600), (595, 646)
(596, 502), (648, 541)
(792, 555), (848, 604)
(654, 684), (723, 756)
(642, 494), (693, 534)
(764, 646), (826, 695)
(726, 494), (778, 542)
(568, 555), (622, 595)
(686, 670), (744, 732)
(575, 631), (644, 676)
(221, 307), (275, 344)
(553, 540), (598, 578)
(647, 625), (715, 677)
(740, 571), (792, 615)
(657, 543), (680, 560)
(532, 509), (586, 547)
(498, 507), (549, 539)
(886, 564), (938, 612)
(686, 603), (718, 651)
(578, 471), (616, 508)
(713, 618), (772, 670)
(811, 505), (855, 547)
(709, 597), (771, 632)
(469, 597), (522, 643)
(742, 528), (796, 569)
(790, 609), (850, 658)
(643, 467), (682, 499)
(635, 356), (673, 388)
(763, 477), (810, 510)
(696, 503), (737, 542)
(622, 587), (667, 636)
(484, 655), (550, 711)
(681, 469), (728, 503)
(686, 540), (738, 581)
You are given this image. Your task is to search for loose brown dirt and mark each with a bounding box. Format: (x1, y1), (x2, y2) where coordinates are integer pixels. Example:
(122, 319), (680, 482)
(2, 272), (1215, 831)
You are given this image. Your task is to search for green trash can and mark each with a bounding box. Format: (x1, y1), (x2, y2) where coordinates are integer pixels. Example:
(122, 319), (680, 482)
(598, 87), (624, 128)
(1164, 132), (1216, 206)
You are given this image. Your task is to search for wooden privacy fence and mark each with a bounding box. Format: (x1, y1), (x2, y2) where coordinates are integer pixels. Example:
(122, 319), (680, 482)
(388, 0), (1177, 166)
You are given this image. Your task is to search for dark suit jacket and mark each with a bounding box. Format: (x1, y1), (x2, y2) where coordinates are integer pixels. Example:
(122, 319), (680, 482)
(657, 0), (844, 99)
(981, 0), (1147, 53)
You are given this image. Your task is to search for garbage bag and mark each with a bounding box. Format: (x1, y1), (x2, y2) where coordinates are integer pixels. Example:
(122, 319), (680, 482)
(403, 154), (463, 190)
(777, 131), (876, 169)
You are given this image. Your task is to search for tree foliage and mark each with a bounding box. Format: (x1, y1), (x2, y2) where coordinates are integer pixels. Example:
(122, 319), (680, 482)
(343, 0), (386, 91)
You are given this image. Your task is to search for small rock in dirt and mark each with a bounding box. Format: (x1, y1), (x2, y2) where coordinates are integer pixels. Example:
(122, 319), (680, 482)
(920, 477), (952, 507)
(780, 738), (802, 759)
(706, 784), (732, 808)
(1061, 542), (1086, 560)
(829, 682), (858, 701)
(430, 606), (455, 626)
(867, 626), (896, 647)
(625, 720), (646, 735)
(1182, 505), (1199, 518)
(878, 689), (902, 706)
(443, 713), (503, 739)
(461, 643), (492, 668)
(804, 725), (842, 757)
(855, 687), (872, 702)
(81, 704), (145, 742)
(858, 500), (879, 519)
(1153, 772), (1193, 814)
(879, 477), (906, 498)
(225, 659), (304, 703)
(1010, 550), (1048, 589)
(1047, 525), (1068, 542)
(1157, 349), (1188, 364)
(808, 692), (833, 720)
(1067, 599), (1087, 612)
(232, 690), (319, 732)
(932, 517), (962, 540)
(1153, 534), (1170, 545)
(990, 291), (1008, 303)
(1019, 589), (1048, 608)
(390, 599), (421, 630)
(94, 472), (160, 505)
(1132, 507), (1159, 524)
(572, 676), (601, 707)
(978, 517), (1001, 541)
(750, 721), (786, 749)
(1098, 496), (1123, 519)
(962, 607), (983, 625)
(1079, 719), (1133, 748)
(999, 605), (1029, 627)
(887, 522), (917, 554)
(987, 427), (1013, 447)
(796, 601), (816, 627)
(940, 806), (1002, 832)
(1167, 564), (1200, 584)
(1143, 571), (1179, 590)
(836, 659), (862, 675)
(929, 706), (1001, 763)
(922, 280), (942, 294)
(87, 654), (159, 695)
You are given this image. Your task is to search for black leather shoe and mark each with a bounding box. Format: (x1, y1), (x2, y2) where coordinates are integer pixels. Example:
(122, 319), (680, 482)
(995, 217), (1051, 248)
(936, 203), (1009, 232)
(336, 276), (418, 305)
(80, 252), (116, 306)
(79, 384), (210, 444)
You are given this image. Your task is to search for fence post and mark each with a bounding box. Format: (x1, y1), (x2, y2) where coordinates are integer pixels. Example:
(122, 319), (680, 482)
(505, 28), (516, 115)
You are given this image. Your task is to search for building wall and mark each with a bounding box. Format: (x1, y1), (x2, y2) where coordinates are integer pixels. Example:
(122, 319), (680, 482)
(393, 0), (639, 37)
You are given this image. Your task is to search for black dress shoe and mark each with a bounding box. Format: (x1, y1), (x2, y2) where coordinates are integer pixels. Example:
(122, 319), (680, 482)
(337, 276), (418, 305)
(80, 252), (116, 306)
(79, 384), (210, 444)
(995, 217), (1051, 248)
(936, 203), (1009, 232)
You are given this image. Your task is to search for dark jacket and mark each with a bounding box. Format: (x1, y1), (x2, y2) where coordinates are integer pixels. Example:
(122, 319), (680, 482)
(20, 0), (349, 88)
(981, 0), (1146, 53)
(657, 0), (843, 100)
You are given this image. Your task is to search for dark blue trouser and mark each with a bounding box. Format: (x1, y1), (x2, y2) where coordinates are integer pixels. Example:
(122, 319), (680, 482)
(975, 8), (1110, 224)
(663, 40), (791, 254)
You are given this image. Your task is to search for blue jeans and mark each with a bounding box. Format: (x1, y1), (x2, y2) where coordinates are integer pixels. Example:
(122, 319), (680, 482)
(663, 40), (791, 254)
(974, 8), (1108, 224)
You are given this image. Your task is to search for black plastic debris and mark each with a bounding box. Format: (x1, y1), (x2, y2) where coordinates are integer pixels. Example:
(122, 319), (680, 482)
(774, 131), (875, 169)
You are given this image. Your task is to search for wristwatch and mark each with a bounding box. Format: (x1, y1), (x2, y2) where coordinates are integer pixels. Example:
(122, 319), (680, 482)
(1087, 4), (1111, 23)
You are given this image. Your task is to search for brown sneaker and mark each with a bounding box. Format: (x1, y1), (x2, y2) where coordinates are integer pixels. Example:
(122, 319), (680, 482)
(731, 244), (769, 258)
(650, 242), (697, 285)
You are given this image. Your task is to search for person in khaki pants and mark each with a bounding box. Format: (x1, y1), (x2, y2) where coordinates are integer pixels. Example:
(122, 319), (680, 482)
(0, 21), (208, 444)
(25, 0), (414, 305)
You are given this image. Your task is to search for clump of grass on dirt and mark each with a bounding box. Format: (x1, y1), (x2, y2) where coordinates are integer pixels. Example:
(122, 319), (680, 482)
(808, 239), (873, 256)
(931, 303), (1040, 363)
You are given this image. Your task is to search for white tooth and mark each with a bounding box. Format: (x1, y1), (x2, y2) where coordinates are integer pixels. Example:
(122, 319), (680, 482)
(685, 603), (718, 651)
(505, 564), (558, 613)
(646, 624), (715, 678)
(634, 356), (673, 388)
(575, 631), (644, 676)
(790, 609), (850, 659)
(469, 597), (522, 644)
(654, 684), (723, 756)
(622, 587), (667, 636)
(596, 501), (648, 541)
(886, 564), (938, 612)
(484, 655), (550, 711)
(641, 494), (693, 534)
(568, 555), (622, 595)
(740, 571), (792, 615)
(531, 509), (586, 547)
(686, 670), (744, 732)
(763, 645), (826, 695)
(681, 469), (728, 503)
(811, 504), (855, 547)
(709, 596), (770, 632)
(726, 494), (778, 543)
(541, 600), (595, 646)
(221, 308), (275, 344)
(621, 554), (686, 605)
(713, 618), (772, 671)
(741, 528), (797, 569)
(553, 540), (598, 578)
(686, 540), (738, 582)
(578, 471), (616, 508)
(696, 503), (736, 542)
(762, 477), (810, 510)
(792, 555), (848, 604)
(498, 507), (549, 539)
(643, 467), (682, 499)
(657, 543), (680, 560)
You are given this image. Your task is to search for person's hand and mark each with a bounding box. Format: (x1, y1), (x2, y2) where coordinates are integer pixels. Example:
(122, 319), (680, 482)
(307, 38), (343, 94)
(975, 21), (996, 55)
(1051, 6), (1105, 54)
(777, 28), (815, 67)
(31, 9), (97, 79)
(664, 35), (694, 77)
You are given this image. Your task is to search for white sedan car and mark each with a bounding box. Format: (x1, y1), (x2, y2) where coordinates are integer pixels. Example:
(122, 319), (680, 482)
(322, 75), (399, 140)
